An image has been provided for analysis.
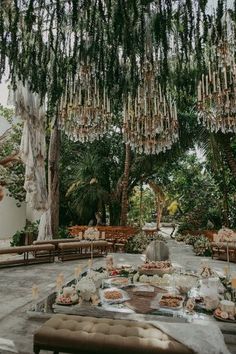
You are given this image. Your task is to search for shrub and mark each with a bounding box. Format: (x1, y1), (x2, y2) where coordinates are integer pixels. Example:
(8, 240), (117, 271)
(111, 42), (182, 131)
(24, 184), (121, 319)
(58, 227), (73, 239)
(193, 235), (212, 256)
(125, 231), (166, 254)
(10, 220), (39, 247)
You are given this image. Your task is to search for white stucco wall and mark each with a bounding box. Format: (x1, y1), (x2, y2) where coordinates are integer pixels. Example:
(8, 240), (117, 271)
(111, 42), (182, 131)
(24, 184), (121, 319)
(0, 187), (26, 240)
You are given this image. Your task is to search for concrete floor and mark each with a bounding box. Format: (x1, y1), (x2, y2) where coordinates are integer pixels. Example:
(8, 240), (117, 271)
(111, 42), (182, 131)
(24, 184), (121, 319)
(0, 230), (236, 354)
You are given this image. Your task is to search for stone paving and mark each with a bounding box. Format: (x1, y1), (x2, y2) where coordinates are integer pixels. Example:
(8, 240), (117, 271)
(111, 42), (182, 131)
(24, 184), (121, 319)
(0, 230), (235, 353)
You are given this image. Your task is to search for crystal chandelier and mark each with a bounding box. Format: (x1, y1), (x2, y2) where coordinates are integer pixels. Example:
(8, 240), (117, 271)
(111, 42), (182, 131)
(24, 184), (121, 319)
(123, 62), (178, 155)
(59, 63), (111, 143)
(197, 38), (236, 133)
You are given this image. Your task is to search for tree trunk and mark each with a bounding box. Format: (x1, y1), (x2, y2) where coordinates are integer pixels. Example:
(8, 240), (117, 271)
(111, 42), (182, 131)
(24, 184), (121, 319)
(48, 117), (60, 238)
(148, 180), (165, 229)
(139, 182), (143, 227)
(109, 200), (121, 225)
(120, 143), (131, 226)
(218, 134), (236, 179)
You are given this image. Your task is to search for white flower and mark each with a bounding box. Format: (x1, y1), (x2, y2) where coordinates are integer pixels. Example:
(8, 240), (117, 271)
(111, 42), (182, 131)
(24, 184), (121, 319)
(139, 275), (149, 283)
(76, 277), (96, 300)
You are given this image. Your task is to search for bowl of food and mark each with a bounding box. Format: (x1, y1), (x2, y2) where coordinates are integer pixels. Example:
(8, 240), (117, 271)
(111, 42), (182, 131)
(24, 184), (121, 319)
(99, 287), (130, 304)
(138, 261), (174, 276)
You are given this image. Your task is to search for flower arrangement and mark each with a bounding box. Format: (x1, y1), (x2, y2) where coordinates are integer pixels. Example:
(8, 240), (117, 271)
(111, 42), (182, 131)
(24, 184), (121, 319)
(87, 270), (108, 289)
(76, 277), (96, 301)
(175, 233), (212, 256)
(217, 227), (236, 242)
(193, 235), (212, 256)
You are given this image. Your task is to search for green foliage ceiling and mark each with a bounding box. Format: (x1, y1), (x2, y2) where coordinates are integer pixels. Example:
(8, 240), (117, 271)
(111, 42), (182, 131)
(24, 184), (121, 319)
(0, 0), (234, 112)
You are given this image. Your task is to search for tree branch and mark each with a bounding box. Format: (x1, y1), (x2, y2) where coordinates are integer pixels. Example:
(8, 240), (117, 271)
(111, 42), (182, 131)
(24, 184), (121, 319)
(0, 153), (21, 167)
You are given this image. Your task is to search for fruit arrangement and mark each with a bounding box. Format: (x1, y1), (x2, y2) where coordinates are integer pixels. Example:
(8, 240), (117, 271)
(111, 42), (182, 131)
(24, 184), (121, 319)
(214, 308), (236, 321)
(138, 261), (173, 275)
(159, 294), (184, 308)
(104, 289), (123, 300)
(141, 261), (172, 270)
(56, 294), (78, 305)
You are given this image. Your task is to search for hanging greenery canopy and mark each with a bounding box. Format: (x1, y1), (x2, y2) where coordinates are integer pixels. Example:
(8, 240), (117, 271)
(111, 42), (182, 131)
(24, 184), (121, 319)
(0, 0), (233, 109)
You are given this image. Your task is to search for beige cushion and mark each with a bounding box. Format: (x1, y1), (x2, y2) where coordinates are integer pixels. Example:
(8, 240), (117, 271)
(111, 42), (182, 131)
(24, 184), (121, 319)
(34, 314), (193, 354)
(0, 244), (55, 254)
(58, 241), (91, 250)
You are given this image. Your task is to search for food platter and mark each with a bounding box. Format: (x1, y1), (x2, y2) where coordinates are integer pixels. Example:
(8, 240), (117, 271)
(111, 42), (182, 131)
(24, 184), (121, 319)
(56, 297), (78, 306)
(104, 277), (130, 288)
(138, 267), (174, 276)
(138, 261), (174, 276)
(214, 314), (236, 323)
(99, 287), (130, 304)
(159, 294), (184, 310)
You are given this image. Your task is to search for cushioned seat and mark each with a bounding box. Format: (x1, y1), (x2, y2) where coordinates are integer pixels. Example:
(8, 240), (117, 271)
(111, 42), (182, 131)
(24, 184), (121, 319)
(58, 241), (108, 261)
(33, 314), (193, 354)
(0, 244), (55, 267)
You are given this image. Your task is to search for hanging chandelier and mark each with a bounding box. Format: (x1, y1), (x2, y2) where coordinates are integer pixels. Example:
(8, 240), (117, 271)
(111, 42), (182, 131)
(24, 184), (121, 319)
(123, 62), (178, 155)
(59, 63), (111, 143)
(197, 37), (236, 133)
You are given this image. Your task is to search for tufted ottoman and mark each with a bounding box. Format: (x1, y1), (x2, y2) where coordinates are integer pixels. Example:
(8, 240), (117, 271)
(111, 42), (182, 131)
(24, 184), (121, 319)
(33, 314), (193, 354)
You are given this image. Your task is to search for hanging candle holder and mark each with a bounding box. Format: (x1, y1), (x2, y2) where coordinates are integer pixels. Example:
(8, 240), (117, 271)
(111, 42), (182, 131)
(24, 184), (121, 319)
(197, 33), (236, 133)
(123, 62), (178, 155)
(59, 63), (112, 143)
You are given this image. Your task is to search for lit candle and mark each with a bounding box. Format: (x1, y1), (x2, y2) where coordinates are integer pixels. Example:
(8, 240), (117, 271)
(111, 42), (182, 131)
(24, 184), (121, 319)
(107, 97), (110, 113)
(103, 87), (106, 109)
(159, 84), (162, 102)
(138, 86), (140, 104)
(198, 83), (202, 102)
(208, 61), (212, 82)
(87, 87), (90, 104)
(56, 276), (63, 291)
(163, 97), (166, 116)
(144, 94), (147, 115)
(231, 278), (236, 289)
(32, 284), (39, 300)
(224, 66), (228, 89)
(174, 104), (177, 120)
(59, 273), (64, 283)
(94, 78), (97, 94)
(79, 87), (82, 105)
(74, 266), (82, 279)
(206, 75), (209, 96)
(154, 96), (157, 114)
(213, 71), (216, 92)
(97, 89), (100, 107)
(88, 259), (93, 269)
(201, 74), (205, 94)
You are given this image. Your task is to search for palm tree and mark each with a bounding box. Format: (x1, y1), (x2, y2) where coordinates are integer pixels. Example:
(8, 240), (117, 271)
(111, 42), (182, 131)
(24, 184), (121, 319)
(66, 152), (109, 224)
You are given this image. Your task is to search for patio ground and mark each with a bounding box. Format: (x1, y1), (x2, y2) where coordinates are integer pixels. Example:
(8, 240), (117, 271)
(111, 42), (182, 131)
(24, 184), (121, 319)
(0, 228), (236, 354)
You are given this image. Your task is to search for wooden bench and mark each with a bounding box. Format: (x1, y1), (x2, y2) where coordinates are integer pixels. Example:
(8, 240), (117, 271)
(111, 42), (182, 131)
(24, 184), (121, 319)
(33, 314), (192, 354)
(0, 244), (55, 267)
(211, 242), (236, 262)
(58, 240), (108, 261)
(33, 238), (82, 256)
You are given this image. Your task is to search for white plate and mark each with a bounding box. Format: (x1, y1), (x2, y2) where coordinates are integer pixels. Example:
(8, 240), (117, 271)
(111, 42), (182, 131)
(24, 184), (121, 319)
(99, 287), (130, 304)
(104, 277), (130, 288)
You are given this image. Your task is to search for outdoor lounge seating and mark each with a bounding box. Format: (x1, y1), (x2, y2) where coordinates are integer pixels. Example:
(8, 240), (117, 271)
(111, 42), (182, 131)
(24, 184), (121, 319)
(58, 240), (108, 261)
(33, 314), (193, 354)
(211, 241), (236, 262)
(0, 244), (55, 267)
